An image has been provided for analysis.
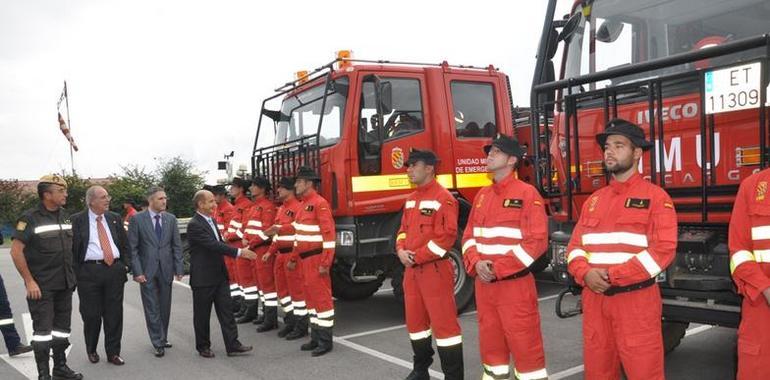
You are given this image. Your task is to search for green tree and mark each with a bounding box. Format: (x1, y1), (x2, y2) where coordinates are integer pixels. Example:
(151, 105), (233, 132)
(0, 179), (36, 227)
(106, 165), (157, 214)
(156, 157), (206, 218)
(62, 173), (92, 213)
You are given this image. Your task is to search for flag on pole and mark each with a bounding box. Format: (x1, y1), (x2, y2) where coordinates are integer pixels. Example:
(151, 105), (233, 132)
(56, 81), (78, 152)
(58, 112), (79, 151)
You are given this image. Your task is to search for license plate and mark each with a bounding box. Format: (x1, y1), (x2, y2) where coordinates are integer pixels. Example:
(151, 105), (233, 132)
(704, 61), (764, 114)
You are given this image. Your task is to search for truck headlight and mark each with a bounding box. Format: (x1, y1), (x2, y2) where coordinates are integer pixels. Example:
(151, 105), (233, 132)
(552, 244), (568, 265)
(337, 231), (354, 246)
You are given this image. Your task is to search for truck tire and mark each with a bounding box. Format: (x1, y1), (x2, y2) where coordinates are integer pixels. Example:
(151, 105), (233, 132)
(331, 268), (384, 301)
(391, 247), (475, 313)
(662, 321), (689, 355)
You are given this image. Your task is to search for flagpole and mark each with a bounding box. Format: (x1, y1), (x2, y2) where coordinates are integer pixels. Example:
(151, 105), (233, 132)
(64, 81), (75, 175)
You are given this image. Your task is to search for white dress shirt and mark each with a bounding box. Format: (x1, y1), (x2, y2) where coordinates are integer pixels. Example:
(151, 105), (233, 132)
(85, 209), (121, 261)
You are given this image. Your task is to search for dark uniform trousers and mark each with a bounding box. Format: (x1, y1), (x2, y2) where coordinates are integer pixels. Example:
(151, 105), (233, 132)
(0, 273), (23, 352)
(28, 288), (73, 352)
(76, 261), (126, 356)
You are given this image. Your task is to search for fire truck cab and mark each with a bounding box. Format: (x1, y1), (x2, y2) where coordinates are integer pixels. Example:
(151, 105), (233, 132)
(252, 54), (534, 310)
(530, 0), (770, 352)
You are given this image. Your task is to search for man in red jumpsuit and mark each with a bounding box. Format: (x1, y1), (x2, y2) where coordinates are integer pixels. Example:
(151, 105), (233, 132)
(264, 177), (308, 340)
(729, 167), (770, 380)
(293, 166), (335, 357)
(396, 149), (463, 380)
(566, 119), (677, 380)
(462, 134), (548, 380)
(223, 178), (258, 322)
(210, 185), (241, 312)
(122, 200), (137, 231)
(243, 177), (278, 332)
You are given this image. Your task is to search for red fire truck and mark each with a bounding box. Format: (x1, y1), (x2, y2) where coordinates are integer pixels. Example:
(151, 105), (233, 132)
(530, 0), (770, 352)
(251, 53), (541, 311)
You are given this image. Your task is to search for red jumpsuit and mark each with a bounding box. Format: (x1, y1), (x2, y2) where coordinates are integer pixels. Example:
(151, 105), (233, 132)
(728, 168), (770, 380)
(395, 179), (463, 378)
(270, 198), (306, 321)
(244, 196), (277, 311)
(123, 205), (137, 231)
(224, 195), (257, 302)
(294, 189), (336, 334)
(567, 173), (677, 380)
(215, 199), (239, 298)
(462, 174), (548, 380)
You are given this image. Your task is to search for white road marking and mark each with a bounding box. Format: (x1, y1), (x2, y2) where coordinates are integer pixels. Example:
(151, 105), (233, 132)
(335, 337), (445, 379)
(0, 312), (70, 380)
(549, 325), (716, 380)
(173, 280), (191, 289)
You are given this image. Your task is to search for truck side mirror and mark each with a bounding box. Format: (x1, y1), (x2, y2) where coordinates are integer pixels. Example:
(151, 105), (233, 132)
(557, 12), (582, 43)
(596, 19), (624, 43)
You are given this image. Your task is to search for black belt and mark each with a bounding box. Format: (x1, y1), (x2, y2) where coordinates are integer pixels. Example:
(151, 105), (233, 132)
(253, 239), (272, 248)
(83, 259), (120, 265)
(603, 278), (656, 296)
(278, 247), (293, 254)
(299, 248), (323, 259)
(490, 268), (531, 282)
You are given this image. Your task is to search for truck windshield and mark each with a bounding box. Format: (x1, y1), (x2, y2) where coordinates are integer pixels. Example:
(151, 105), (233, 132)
(274, 77), (349, 147)
(563, 0), (770, 90)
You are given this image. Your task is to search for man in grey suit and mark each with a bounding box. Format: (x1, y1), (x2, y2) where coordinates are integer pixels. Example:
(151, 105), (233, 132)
(127, 186), (183, 357)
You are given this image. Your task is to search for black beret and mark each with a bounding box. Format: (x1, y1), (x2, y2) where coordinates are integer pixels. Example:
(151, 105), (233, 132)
(406, 149), (438, 167)
(596, 118), (653, 150)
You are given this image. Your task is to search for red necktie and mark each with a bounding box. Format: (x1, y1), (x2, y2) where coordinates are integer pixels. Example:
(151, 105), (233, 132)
(96, 215), (115, 266)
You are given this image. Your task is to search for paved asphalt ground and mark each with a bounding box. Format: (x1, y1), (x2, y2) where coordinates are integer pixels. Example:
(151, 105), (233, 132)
(0, 248), (738, 379)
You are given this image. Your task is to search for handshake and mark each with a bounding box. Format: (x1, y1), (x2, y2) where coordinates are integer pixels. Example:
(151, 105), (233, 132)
(240, 248), (258, 260)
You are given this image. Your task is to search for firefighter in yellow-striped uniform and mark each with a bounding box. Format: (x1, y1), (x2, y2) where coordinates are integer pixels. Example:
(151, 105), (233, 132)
(396, 150), (463, 380)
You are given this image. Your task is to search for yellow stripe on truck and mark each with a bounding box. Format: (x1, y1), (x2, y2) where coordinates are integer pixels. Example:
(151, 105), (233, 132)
(351, 174), (454, 193)
(455, 173), (493, 188)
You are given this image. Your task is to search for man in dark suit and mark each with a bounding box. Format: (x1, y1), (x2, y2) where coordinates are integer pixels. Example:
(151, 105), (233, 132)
(188, 189), (255, 358)
(72, 186), (131, 365)
(127, 186), (183, 357)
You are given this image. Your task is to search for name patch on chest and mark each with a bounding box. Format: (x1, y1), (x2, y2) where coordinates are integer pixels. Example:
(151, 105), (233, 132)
(286, 210), (295, 217)
(305, 205), (314, 212)
(502, 199), (523, 209)
(625, 198), (650, 209)
(420, 208), (435, 216)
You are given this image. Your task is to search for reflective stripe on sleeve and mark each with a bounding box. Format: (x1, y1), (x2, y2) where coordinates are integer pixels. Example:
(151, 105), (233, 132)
(730, 250), (756, 274)
(566, 249), (589, 263)
(462, 239), (476, 254)
(636, 250), (662, 277)
(427, 240), (447, 257)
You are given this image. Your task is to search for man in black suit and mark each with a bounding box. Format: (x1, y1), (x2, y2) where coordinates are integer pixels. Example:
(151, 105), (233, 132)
(188, 189), (256, 358)
(71, 186), (131, 366)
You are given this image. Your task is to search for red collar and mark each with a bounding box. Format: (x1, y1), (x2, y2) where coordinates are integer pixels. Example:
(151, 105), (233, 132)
(609, 172), (643, 194)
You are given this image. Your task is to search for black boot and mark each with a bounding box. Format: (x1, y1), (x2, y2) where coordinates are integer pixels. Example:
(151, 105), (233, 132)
(437, 343), (464, 380)
(257, 306), (278, 332)
(233, 296), (246, 318)
(51, 341), (83, 380)
(405, 337), (434, 380)
(33, 343), (51, 380)
(253, 298), (265, 325)
(277, 312), (296, 338)
(285, 315), (309, 340)
(235, 300), (257, 324)
(311, 327), (333, 357)
(300, 328), (319, 351)
(231, 294), (243, 313)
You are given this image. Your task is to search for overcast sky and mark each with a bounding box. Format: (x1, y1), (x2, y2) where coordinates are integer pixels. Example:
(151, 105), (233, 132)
(0, 0), (568, 183)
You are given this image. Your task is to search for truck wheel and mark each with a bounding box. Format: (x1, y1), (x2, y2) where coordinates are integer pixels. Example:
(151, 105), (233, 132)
(448, 248), (474, 312)
(181, 236), (191, 275)
(331, 268), (384, 301)
(662, 321), (689, 355)
(391, 248), (474, 313)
